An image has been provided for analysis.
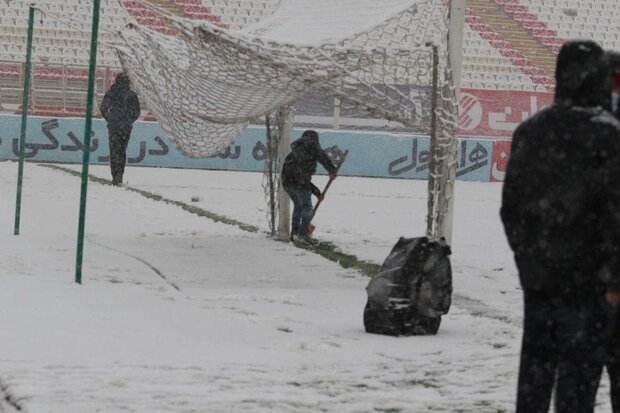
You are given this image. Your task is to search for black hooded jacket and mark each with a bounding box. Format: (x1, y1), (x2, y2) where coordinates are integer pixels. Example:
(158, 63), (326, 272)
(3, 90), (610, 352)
(281, 130), (336, 195)
(501, 40), (620, 295)
(100, 76), (141, 130)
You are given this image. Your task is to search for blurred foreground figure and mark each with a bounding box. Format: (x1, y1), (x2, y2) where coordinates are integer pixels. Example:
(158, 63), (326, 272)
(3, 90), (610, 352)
(501, 40), (620, 413)
(100, 72), (141, 186)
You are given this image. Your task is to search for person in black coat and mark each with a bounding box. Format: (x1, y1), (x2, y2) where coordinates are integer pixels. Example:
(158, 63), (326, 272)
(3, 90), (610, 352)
(501, 40), (620, 413)
(100, 72), (141, 186)
(281, 130), (336, 242)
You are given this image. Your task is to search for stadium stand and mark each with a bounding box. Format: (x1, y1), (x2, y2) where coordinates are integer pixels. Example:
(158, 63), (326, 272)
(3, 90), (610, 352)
(520, 0), (620, 51)
(0, 0), (619, 117)
(0, 0), (287, 115)
(464, 8), (553, 91)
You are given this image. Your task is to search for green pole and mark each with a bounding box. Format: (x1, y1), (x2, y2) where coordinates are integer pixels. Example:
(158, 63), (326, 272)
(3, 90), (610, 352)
(14, 5), (35, 236)
(75, 0), (101, 284)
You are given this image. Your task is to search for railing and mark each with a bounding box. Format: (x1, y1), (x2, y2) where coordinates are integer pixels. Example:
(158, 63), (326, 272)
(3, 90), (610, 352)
(0, 61), (122, 116)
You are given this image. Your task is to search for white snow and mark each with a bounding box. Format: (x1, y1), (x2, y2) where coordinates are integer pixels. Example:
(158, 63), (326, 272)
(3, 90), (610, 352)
(241, 0), (421, 46)
(0, 161), (613, 412)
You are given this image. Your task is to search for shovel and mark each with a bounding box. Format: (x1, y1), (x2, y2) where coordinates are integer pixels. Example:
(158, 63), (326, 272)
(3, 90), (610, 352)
(308, 150), (349, 235)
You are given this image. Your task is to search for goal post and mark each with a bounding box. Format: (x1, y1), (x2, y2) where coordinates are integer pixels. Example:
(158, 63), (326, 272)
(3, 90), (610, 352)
(276, 107), (294, 238)
(439, 0), (465, 244)
(425, 0), (464, 244)
(115, 0), (461, 243)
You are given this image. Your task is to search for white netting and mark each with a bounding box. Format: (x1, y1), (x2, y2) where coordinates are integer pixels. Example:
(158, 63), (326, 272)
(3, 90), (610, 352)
(116, 0), (458, 238)
(262, 112), (282, 236)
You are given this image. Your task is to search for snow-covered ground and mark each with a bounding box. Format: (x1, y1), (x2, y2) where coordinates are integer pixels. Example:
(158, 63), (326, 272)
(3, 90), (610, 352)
(0, 161), (613, 412)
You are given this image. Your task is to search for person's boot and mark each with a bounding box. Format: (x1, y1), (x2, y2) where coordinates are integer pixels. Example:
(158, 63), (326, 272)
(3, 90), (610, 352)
(292, 233), (319, 246)
(290, 226), (300, 242)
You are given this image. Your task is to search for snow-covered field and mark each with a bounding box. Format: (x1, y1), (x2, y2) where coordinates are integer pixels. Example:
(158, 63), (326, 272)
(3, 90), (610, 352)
(0, 161), (613, 412)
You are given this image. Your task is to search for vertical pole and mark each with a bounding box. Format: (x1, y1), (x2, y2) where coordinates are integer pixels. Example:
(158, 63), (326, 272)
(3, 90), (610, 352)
(14, 5), (35, 236)
(265, 115), (276, 236)
(441, 0), (465, 244)
(277, 106), (294, 239)
(75, 0), (101, 284)
(426, 43), (440, 238)
(333, 97), (341, 130)
(449, 0), (465, 97)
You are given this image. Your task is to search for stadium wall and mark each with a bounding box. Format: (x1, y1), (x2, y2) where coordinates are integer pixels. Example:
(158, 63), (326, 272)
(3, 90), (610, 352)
(0, 113), (508, 182)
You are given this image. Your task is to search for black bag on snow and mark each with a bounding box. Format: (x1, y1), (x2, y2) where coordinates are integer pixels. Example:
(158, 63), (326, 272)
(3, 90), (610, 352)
(364, 236), (452, 336)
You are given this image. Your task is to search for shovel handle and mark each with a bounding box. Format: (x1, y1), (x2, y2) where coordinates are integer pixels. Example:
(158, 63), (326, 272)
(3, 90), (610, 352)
(311, 150), (349, 218)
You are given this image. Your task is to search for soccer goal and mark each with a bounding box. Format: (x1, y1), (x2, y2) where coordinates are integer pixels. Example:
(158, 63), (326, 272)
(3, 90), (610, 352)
(115, 0), (463, 243)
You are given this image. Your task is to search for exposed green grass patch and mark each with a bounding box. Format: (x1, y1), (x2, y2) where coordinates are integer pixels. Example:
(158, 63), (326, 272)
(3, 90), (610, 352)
(289, 239), (380, 277)
(43, 164), (379, 277)
(43, 164), (259, 233)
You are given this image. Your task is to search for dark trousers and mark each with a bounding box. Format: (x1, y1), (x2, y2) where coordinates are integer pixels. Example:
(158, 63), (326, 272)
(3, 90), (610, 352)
(284, 185), (313, 235)
(516, 290), (607, 413)
(108, 126), (131, 185)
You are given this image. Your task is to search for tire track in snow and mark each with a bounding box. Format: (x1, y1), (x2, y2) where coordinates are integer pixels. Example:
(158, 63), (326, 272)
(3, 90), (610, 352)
(86, 237), (182, 293)
(43, 164), (259, 233)
(0, 379), (23, 412)
(452, 293), (522, 327)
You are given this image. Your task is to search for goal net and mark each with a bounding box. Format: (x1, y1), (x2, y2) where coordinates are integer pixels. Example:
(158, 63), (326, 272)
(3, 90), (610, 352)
(115, 0), (459, 240)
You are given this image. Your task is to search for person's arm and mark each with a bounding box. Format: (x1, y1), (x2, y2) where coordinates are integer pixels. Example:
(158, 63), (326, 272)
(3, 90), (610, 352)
(100, 93), (111, 120)
(321, 155), (337, 177)
(598, 125), (620, 302)
(302, 181), (322, 198)
(314, 144), (337, 178)
(128, 93), (141, 123)
(500, 126), (529, 256)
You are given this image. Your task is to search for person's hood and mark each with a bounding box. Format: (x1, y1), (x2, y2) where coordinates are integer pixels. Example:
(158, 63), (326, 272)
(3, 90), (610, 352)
(555, 40), (611, 109)
(290, 130), (319, 150)
(113, 78), (130, 91)
(107, 78), (130, 99)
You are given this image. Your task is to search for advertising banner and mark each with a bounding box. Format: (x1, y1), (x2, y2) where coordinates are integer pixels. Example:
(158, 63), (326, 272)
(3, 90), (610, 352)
(0, 114), (497, 182)
(459, 88), (553, 138)
(490, 140), (512, 182)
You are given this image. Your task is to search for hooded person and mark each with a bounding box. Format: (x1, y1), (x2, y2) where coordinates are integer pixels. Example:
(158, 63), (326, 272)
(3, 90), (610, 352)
(281, 130), (336, 243)
(500, 40), (620, 413)
(100, 72), (141, 186)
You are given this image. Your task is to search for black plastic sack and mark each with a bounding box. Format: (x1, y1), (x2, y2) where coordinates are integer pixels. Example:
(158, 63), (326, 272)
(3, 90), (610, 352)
(364, 236), (452, 336)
